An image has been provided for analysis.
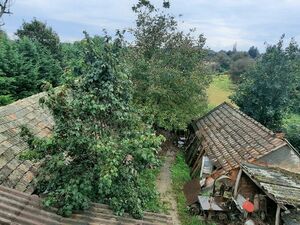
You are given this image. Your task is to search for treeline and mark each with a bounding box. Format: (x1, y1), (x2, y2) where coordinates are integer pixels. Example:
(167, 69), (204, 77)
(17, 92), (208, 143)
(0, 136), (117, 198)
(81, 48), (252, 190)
(207, 45), (259, 82)
(0, 19), (64, 105)
(0, 20), (62, 105)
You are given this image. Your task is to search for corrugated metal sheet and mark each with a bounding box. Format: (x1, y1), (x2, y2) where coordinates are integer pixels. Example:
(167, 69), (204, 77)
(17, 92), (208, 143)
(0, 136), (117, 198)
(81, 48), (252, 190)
(187, 102), (287, 173)
(241, 162), (300, 207)
(0, 93), (54, 193)
(0, 185), (173, 225)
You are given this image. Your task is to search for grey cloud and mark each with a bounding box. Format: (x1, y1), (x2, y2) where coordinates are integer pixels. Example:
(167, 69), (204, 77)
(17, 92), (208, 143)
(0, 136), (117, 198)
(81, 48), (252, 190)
(3, 0), (300, 50)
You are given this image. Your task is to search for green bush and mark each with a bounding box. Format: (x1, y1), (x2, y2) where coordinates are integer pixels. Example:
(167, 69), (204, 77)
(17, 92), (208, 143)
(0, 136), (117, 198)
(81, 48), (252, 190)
(171, 152), (205, 225)
(0, 95), (13, 106)
(283, 114), (300, 152)
(21, 33), (164, 218)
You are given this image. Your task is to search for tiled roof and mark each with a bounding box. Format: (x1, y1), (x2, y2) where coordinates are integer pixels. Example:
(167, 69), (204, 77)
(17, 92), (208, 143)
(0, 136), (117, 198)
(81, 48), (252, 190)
(0, 185), (173, 225)
(241, 162), (300, 207)
(0, 93), (53, 194)
(192, 102), (286, 172)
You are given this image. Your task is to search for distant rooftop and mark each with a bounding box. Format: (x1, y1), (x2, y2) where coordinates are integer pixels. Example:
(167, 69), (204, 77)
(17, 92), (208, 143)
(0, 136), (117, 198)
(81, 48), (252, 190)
(0, 93), (53, 193)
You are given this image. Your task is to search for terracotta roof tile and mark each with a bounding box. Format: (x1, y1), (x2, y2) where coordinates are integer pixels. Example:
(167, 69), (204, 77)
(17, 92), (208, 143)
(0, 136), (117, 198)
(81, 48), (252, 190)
(0, 185), (173, 225)
(192, 102), (287, 171)
(0, 93), (53, 193)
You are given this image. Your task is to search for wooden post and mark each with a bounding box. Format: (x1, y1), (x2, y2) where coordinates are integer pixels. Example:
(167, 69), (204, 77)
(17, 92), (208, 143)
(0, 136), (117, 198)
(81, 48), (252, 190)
(234, 169), (242, 199)
(275, 205), (280, 225)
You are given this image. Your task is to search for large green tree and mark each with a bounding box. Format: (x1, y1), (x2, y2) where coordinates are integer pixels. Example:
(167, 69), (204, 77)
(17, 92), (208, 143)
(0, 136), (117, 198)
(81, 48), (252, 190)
(231, 37), (299, 129)
(0, 32), (17, 104)
(129, 0), (211, 130)
(14, 37), (40, 98)
(16, 18), (62, 60)
(21, 32), (163, 218)
(0, 32), (62, 105)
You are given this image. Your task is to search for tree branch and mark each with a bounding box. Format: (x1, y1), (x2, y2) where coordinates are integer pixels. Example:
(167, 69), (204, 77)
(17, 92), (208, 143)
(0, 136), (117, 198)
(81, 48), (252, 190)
(0, 0), (12, 26)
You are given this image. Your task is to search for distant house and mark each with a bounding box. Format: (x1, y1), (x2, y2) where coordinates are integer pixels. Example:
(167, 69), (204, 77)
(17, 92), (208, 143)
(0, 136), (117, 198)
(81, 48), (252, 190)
(0, 93), (172, 225)
(185, 102), (300, 182)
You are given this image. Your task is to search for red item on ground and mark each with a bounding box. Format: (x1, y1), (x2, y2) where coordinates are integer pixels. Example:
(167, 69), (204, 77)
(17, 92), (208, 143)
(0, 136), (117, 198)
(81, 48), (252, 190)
(242, 200), (254, 213)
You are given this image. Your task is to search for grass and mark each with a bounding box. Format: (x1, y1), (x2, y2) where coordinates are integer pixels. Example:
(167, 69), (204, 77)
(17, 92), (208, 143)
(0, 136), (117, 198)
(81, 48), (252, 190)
(142, 167), (169, 214)
(171, 152), (205, 225)
(207, 74), (235, 108)
(284, 113), (300, 125)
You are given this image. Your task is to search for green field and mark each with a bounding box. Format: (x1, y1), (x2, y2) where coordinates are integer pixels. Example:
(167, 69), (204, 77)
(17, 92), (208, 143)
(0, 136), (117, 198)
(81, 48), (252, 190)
(207, 74), (235, 108)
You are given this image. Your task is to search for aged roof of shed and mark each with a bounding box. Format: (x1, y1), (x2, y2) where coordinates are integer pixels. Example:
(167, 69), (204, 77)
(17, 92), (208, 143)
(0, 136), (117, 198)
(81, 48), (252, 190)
(193, 102), (286, 172)
(0, 185), (172, 225)
(0, 93), (53, 194)
(282, 210), (300, 225)
(241, 162), (300, 207)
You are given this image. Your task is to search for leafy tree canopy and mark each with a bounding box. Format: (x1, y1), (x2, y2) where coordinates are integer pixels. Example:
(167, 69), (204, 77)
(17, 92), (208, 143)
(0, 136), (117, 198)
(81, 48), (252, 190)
(0, 31), (62, 105)
(129, 0), (211, 130)
(231, 36), (300, 129)
(21, 32), (164, 218)
(16, 18), (62, 60)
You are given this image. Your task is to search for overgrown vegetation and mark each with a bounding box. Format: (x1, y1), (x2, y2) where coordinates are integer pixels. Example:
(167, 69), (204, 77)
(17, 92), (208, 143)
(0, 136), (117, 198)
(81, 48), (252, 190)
(283, 114), (300, 152)
(0, 0), (213, 219)
(129, 0), (211, 130)
(0, 31), (62, 105)
(231, 36), (300, 130)
(171, 152), (204, 225)
(21, 32), (164, 218)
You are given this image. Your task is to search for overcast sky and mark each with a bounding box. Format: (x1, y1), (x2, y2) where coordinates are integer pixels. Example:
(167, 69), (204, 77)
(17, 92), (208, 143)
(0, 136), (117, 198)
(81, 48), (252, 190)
(2, 0), (300, 51)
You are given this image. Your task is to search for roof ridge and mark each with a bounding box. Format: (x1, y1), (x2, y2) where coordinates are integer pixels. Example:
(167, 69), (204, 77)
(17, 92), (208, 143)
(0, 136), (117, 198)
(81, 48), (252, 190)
(192, 102), (228, 126)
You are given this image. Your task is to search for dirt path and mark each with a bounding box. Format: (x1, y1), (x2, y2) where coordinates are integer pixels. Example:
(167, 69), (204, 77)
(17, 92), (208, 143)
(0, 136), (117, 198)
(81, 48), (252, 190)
(157, 143), (180, 225)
